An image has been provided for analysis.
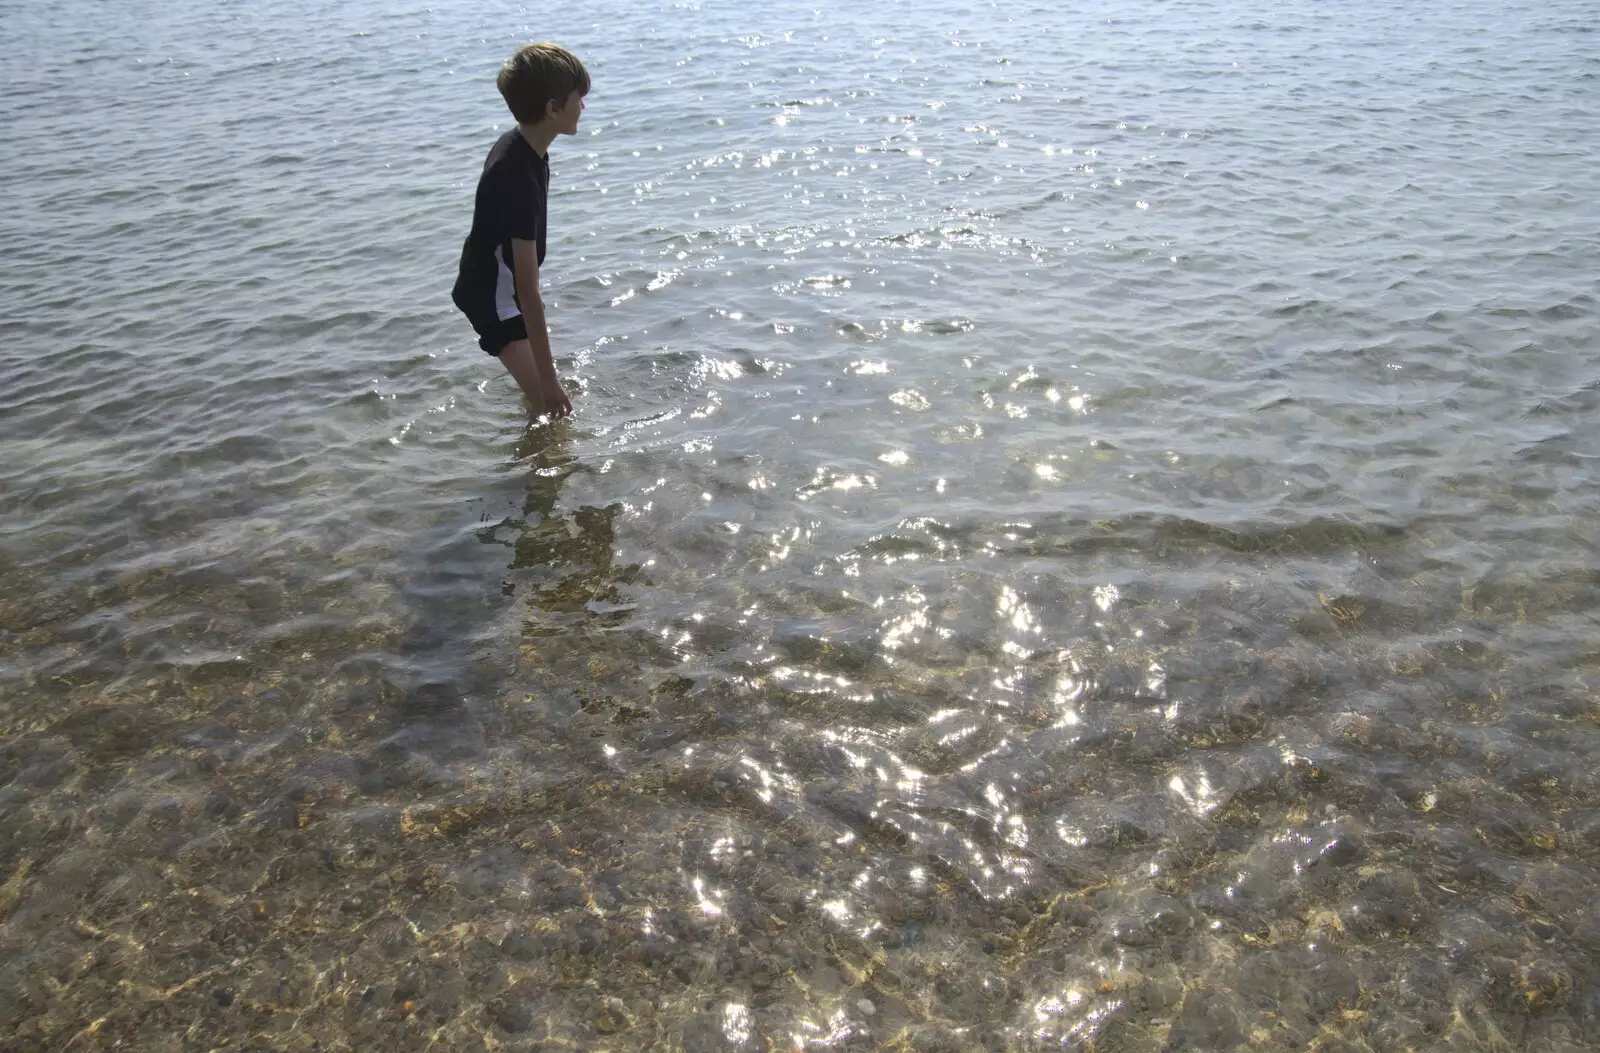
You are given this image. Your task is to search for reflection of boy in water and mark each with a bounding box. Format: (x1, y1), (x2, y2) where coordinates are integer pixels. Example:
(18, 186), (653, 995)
(501, 433), (626, 613)
(452, 43), (589, 419)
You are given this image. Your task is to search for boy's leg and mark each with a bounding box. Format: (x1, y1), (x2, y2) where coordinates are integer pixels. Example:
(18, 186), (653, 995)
(498, 339), (550, 415)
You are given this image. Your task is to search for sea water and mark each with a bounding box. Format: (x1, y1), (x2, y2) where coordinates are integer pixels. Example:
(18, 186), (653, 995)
(2, 0), (1598, 1048)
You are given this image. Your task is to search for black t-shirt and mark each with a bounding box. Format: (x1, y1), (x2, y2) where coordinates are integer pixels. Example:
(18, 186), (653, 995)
(451, 129), (549, 322)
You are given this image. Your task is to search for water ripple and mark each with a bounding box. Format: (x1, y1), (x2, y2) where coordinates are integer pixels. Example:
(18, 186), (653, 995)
(3, 0), (1600, 1048)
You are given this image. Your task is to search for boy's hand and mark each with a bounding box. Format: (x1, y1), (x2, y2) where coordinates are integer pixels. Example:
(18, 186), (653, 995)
(545, 379), (573, 419)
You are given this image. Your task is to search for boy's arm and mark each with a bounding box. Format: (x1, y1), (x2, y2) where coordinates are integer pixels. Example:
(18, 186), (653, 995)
(511, 238), (572, 417)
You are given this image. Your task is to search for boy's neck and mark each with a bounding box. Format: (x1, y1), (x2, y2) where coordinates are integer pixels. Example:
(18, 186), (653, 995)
(516, 121), (558, 157)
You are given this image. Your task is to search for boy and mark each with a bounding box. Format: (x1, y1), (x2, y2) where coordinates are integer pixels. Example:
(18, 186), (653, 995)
(452, 43), (589, 419)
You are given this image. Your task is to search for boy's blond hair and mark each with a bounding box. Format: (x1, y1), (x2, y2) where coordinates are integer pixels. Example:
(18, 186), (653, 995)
(497, 43), (590, 125)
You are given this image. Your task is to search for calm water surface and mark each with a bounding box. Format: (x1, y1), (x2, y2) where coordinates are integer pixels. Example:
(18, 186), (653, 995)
(3, 0), (1600, 1049)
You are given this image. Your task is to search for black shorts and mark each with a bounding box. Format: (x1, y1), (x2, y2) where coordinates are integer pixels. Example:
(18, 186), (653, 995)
(467, 313), (528, 356)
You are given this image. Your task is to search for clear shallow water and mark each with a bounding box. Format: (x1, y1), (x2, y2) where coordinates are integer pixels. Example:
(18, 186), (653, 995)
(3, 0), (1599, 1048)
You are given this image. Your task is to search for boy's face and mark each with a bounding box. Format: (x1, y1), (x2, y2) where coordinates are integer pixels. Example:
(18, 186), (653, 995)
(549, 90), (585, 136)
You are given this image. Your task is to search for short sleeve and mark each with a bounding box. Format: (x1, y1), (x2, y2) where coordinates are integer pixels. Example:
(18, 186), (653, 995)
(493, 163), (539, 242)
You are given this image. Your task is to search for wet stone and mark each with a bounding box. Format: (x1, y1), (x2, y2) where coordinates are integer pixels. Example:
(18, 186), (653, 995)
(594, 996), (631, 1033)
(1109, 896), (1195, 948)
(1573, 813), (1600, 851)
(495, 1000), (535, 1035)
(1443, 914), (1521, 962)
(491, 983), (541, 1035)
(1164, 987), (1247, 1051)
(1517, 959), (1573, 1012)
(1316, 820), (1367, 866)
(903, 1026), (969, 1053)
(1128, 967), (1184, 1014)
(750, 961), (781, 991)
(1570, 908), (1600, 952)
(1342, 869), (1431, 939)
(1516, 865), (1597, 920)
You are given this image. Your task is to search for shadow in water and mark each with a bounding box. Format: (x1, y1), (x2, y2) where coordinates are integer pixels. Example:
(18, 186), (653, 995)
(494, 424), (633, 622)
(371, 422), (638, 775)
